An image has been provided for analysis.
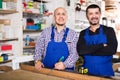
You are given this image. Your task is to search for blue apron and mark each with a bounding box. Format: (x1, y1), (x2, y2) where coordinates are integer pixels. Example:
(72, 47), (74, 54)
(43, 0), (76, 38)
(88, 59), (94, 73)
(42, 27), (70, 69)
(84, 25), (114, 76)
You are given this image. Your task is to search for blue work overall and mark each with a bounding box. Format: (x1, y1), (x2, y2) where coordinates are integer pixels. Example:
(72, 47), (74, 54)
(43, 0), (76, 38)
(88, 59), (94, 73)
(84, 25), (114, 76)
(42, 27), (70, 69)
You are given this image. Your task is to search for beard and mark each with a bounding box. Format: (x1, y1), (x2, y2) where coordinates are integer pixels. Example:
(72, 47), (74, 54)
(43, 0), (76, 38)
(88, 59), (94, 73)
(56, 23), (65, 26)
(89, 21), (99, 25)
(89, 18), (99, 25)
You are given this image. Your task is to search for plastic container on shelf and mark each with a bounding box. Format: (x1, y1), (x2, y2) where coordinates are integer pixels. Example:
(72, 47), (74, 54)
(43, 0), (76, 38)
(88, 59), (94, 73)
(25, 35), (30, 46)
(39, 1), (44, 14)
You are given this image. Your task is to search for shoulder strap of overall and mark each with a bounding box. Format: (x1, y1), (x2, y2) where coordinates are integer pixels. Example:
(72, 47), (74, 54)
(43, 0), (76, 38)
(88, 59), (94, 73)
(99, 25), (104, 34)
(62, 28), (69, 42)
(85, 27), (90, 36)
(51, 26), (55, 41)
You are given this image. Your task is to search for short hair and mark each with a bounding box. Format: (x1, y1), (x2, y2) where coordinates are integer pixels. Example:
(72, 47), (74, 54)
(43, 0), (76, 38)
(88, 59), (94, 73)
(86, 4), (101, 14)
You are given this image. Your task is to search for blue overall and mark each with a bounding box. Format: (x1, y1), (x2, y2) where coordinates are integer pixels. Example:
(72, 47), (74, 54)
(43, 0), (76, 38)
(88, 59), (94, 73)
(42, 27), (70, 69)
(84, 25), (114, 76)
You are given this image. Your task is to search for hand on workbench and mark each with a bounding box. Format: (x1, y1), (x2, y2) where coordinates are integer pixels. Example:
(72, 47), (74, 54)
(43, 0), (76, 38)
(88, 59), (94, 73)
(35, 61), (44, 70)
(54, 62), (65, 70)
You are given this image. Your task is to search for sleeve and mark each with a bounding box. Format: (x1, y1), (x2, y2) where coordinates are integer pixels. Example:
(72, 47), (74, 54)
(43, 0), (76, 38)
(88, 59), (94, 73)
(63, 32), (79, 68)
(93, 27), (118, 56)
(33, 30), (45, 61)
(77, 30), (104, 55)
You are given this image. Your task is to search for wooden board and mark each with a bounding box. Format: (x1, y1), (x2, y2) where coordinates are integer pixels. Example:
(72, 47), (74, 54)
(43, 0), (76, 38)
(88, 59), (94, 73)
(0, 10), (18, 14)
(20, 63), (112, 80)
(0, 66), (12, 72)
(0, 70), (69, 80)
(113, 63), (120, 71)
(0, 60), (12, 64)
(116, 52), (120, 58)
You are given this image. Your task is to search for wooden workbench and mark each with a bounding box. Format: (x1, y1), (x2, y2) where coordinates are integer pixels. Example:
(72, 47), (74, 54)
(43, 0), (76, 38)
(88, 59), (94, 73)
(0, 69), (69, 80)
(1, 63), (119, 80)
(20, 63), (113, 80)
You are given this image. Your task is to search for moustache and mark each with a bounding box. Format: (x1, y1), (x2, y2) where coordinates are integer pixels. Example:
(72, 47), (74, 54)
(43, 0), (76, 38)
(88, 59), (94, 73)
(91, 18), (98, 20)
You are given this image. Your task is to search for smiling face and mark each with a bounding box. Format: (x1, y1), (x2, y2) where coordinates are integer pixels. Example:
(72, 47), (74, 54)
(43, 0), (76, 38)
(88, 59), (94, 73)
(54, 7), (67, 27)
(86, 8), (101, 26)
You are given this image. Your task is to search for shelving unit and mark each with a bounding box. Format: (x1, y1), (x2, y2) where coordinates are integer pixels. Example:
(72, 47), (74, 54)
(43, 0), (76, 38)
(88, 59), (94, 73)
(0, 37), (20, 66)
(0, 0), (23, 70)
(23, 29), (42, 52)
(22, 0), (49, 56)
(23, 30), (42, 49)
